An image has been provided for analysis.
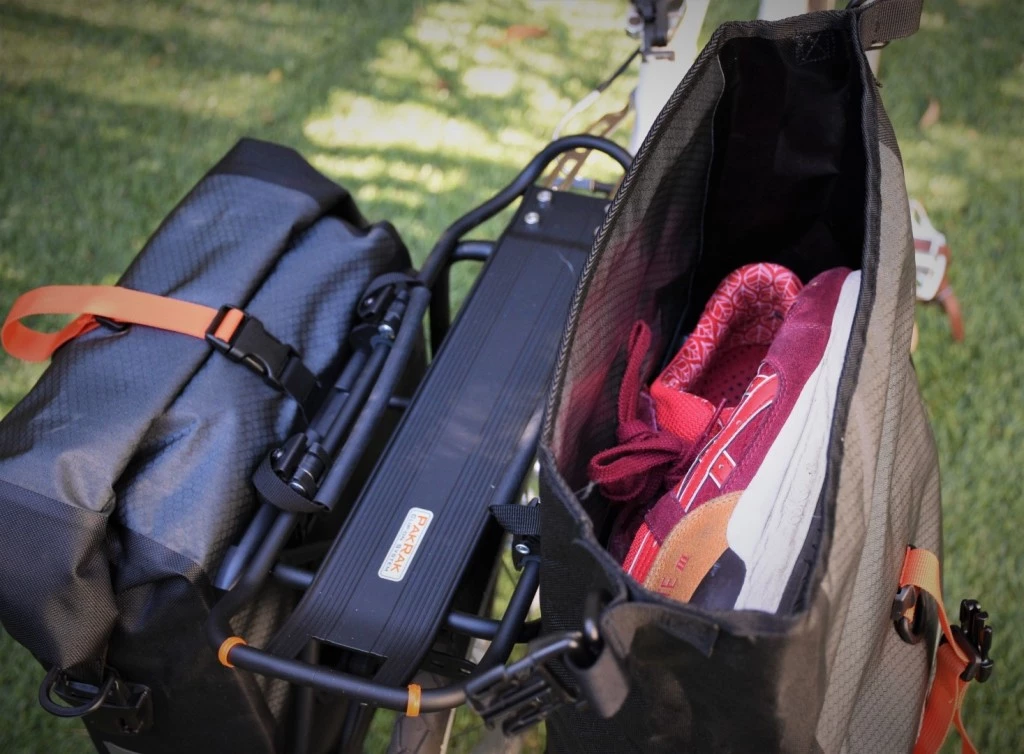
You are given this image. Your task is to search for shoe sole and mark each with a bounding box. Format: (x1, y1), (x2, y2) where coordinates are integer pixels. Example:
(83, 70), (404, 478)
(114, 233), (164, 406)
(727, 270), (861, 613)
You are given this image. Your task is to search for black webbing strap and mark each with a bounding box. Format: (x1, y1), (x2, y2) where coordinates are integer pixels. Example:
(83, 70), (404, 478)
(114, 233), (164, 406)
(851, 0), (924, 50)
(491, 502), (542, 569)
(251, 455), (325, 514)
(489, 503), (542, 540)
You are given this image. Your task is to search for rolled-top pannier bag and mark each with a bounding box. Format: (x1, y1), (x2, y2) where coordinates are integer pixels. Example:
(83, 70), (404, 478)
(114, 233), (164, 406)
(537, 3), (987, 753)
(0, 139), (415, 753)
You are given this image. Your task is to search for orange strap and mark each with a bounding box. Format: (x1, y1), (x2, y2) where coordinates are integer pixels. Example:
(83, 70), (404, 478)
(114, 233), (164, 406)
(642, 492), (740, 603)
(2, 285), (240, 362)
(899, 547), (977, 754)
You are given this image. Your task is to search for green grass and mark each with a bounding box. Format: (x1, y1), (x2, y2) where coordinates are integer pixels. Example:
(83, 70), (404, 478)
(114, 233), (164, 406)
(0, 0), (1020, 752)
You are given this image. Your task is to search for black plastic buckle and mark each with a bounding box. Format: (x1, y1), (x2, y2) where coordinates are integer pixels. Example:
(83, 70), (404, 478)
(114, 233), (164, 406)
(357, 282), (398, 324)
(206, 305), (295, 388)
(39, 666), (153, 735)
(952, 599), (994, 683)
(466, 633), (582, 736)
(205, 305), (319, 410)
(351, 276), (413, 350)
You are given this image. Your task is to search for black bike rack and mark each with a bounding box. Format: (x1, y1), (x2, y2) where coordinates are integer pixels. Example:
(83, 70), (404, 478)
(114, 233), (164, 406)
(202, 136), (632, 742)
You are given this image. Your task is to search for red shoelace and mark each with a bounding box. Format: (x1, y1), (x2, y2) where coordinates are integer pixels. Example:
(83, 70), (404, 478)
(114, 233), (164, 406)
(588, 321), (722, 508)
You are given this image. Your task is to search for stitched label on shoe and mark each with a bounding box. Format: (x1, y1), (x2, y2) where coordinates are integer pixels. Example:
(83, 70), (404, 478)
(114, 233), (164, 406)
(643, 492), (741, 603)
(378, 507), (434, 582)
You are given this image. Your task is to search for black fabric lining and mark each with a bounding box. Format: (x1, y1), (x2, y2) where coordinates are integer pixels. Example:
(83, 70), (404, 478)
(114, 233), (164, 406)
(677, 30), (866, 344)
(211, 137), (368, 226)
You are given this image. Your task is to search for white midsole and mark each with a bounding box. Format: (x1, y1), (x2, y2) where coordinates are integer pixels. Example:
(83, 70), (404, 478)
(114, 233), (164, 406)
(728, 270), (862, 613)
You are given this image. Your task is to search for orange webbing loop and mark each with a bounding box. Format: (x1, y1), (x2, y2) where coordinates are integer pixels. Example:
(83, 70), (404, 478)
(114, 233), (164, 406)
(2, 285), (235, 362)
(406, 683), (421, 717)
(899, 547), (978, 754)
(217, 636), (248, 668)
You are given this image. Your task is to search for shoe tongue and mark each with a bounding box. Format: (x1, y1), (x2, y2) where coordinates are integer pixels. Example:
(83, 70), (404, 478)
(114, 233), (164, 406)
(652, 263), (802, 415)
(653, 390), (716, 445)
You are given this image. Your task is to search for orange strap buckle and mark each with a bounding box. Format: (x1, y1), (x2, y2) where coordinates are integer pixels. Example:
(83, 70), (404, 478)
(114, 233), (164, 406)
(2, 285), (320, 411)
(896, 546), (992, 754)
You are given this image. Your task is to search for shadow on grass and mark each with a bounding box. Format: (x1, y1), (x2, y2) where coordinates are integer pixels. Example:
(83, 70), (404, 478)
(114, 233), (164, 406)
(0, 0), (638, 401)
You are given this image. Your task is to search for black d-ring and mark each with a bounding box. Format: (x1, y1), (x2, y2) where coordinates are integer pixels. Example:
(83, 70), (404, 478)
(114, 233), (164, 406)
(571, 589), (611, 668)
(38, 666), (116, 718)
(892, 584), (925, 644)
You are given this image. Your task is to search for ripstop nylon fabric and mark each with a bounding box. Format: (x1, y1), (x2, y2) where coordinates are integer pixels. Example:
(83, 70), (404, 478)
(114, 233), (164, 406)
(814, 139), (940, 754)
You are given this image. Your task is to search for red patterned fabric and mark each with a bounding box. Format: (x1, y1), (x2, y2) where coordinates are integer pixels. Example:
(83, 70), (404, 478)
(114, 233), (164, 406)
(653, 263), (802, 417)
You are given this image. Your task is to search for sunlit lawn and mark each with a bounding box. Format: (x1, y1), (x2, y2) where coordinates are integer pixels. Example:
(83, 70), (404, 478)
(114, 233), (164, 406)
(1, 0), (1020, 751)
